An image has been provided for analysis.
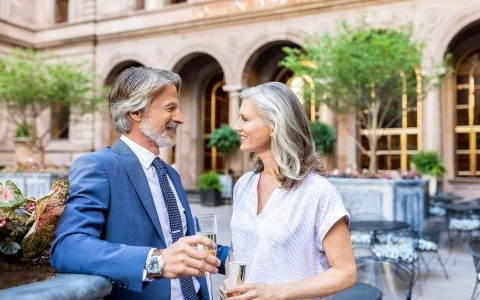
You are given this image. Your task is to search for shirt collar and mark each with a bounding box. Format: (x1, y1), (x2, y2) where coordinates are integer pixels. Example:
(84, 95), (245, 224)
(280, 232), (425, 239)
(120, 135), (159, 169)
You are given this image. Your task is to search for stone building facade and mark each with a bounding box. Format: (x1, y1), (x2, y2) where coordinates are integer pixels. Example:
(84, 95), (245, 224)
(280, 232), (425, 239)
(0, 0), (479, 196)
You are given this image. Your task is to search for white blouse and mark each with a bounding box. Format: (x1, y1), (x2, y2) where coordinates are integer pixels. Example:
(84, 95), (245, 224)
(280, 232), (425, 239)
(231, 171), (350, 299)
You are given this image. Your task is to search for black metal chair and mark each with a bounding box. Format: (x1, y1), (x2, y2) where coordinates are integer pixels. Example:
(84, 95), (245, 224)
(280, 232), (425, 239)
(415, 218), (449, 279)
(356, 256), (413, 300)
(332, 282), (382, 300)
(465, 236), (480, 300)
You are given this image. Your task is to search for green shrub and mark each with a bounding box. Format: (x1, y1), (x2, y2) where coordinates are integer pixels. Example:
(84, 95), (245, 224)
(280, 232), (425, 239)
(208, 124), (240, 155)
(310, 120), (336, 154)
(411, 151), (445, 177)
(198, 171), (223, 192)
(14, 123), (31, 138)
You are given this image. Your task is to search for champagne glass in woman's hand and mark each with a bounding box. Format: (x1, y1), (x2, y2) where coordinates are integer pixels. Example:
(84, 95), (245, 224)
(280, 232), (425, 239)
(222, 248), (246, 298)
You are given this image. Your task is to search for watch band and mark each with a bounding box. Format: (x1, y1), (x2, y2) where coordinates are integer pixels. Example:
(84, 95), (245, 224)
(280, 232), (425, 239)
(146, 248), (165, 280)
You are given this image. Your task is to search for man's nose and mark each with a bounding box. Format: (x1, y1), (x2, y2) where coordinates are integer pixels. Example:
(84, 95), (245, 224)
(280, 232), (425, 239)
(174, 111), (185, 124)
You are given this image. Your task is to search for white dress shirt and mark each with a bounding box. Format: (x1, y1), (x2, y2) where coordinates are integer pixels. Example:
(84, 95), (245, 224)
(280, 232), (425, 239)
(120, 135), (200, 299)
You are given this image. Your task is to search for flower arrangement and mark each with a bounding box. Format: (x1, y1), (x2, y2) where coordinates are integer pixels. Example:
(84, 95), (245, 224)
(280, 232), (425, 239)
(324, 167), (419, 180)
(0, 178), (69, 259)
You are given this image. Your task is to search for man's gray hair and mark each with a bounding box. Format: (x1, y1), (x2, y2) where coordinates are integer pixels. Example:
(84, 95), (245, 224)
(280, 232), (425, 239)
(239, 82), (323, 189)
(108, 67), (181, 134)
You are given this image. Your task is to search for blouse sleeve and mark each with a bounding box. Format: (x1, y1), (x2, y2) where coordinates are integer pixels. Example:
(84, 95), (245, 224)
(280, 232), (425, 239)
(314, 181), (350, 252)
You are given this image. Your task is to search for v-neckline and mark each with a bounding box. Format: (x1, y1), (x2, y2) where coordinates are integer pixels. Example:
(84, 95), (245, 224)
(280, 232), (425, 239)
(254, 173), (279, 217)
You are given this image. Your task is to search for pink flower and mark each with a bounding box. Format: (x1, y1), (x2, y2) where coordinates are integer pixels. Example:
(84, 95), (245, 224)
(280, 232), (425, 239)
(28, 203), (36, 211)
(0, 219), (6, 227)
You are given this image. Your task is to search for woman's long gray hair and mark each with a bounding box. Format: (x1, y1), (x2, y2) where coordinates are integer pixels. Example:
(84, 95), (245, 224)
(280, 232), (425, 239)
(239, 82), (324, 189)
(108, 67), (181, 134)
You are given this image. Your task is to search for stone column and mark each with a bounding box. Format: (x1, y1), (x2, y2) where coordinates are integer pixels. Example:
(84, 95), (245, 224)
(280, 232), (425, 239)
(319, 104), (335, 170)
(222, 84), (243, 127)
(422, 88), (442, 152)
(319, 104), (334, 126)
(222, 84), (244, 175)
(336, 113), (357, 172)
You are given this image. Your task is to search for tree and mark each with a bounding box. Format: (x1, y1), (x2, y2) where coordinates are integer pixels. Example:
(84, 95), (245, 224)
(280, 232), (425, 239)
(208, 124), (241, 175)
(280, 20), (448, 174)
(0, 49), (104, 165)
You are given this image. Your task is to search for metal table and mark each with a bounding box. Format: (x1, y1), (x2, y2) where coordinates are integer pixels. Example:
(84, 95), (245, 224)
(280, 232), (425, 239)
(350, 221), (410, 245)
(332, 282), (382, 300)
(430, 193), (464, 204)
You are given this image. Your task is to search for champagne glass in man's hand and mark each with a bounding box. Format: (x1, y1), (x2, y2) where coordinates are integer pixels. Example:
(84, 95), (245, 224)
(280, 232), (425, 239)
(194, 214), (217, 255)
(195, 214), (217, 298)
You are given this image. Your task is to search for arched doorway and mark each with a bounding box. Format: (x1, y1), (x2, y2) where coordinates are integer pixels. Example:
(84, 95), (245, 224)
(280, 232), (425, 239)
(242, 41), (299, 86)
(104, 60), (143, 146)
(172, 53), (227, 188)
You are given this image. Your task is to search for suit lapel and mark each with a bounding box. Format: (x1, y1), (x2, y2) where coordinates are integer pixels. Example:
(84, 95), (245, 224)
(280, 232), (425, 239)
(112, 140), (166, 246)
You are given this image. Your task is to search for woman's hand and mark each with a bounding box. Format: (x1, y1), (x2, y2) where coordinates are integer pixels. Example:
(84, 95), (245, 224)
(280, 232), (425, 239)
(219, 278), (231, 300)
(224, 283), (281, 300)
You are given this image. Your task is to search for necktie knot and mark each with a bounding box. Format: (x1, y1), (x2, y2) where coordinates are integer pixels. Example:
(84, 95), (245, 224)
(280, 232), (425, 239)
(152, 157), (165, 174)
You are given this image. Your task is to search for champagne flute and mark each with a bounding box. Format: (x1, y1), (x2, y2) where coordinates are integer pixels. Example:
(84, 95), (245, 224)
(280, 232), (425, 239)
(226, 248), (246, 297)
(194, 214), (217, 299)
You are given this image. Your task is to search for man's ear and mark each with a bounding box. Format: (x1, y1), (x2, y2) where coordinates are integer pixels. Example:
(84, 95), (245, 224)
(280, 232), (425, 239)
(129, 110), (143, 122)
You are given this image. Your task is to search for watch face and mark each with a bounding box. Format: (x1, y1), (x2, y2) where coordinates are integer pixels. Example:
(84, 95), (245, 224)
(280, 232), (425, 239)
(147, 256), (162, 274)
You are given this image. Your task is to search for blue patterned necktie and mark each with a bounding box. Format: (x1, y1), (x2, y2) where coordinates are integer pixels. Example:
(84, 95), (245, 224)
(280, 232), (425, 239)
(152, 157), (198, 300)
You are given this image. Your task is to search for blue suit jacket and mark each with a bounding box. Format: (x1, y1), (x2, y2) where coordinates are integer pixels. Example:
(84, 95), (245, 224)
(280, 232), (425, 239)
(51, 139), (228, 299)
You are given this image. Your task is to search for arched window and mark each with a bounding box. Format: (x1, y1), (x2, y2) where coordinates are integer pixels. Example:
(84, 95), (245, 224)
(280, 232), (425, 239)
(454, 50), (480, 177)
(203, 74), (229, 173)
(287, 75), (319, 121)
(359, 70), (423, 171)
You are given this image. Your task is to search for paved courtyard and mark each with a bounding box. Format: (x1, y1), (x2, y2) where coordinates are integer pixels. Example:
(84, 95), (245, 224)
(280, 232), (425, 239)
(190, 203), (476, 300)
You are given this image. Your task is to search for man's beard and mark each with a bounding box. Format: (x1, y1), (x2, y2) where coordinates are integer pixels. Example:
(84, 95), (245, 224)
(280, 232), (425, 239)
(140, 118), (177, 148)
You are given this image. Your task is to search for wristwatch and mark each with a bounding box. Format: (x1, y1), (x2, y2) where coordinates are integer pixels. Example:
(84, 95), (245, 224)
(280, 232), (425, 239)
(145, 248), (164, 279)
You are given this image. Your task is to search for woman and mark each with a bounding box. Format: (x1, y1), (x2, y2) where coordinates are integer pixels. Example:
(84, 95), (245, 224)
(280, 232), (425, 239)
(224, 82), (356, 299)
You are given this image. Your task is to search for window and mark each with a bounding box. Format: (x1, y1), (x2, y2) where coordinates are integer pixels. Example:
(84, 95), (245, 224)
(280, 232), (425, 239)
(359, 70), (423, 171)
(287, 75), (319, 121)
(203, 74), (228, 173)
(454, 50), (480, 177)
(55, 0), (69, 23)
(136, 0), (145, 10)
(51, 103), (70, 139)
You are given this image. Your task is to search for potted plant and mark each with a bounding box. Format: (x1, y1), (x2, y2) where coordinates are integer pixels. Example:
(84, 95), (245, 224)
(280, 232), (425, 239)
(208, 124), (240, 198)
(411, 151), (445, 197)
(310, 120), (336, 155)
(0, 178), (69, 289)
(198, 171), (223, 207)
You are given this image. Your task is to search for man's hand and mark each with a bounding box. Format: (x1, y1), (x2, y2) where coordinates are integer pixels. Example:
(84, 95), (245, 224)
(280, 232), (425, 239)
(161, 235), (220, 279)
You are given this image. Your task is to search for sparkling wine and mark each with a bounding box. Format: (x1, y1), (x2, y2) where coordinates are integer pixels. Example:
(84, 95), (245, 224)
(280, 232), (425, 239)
(196, 232), (217, 255)
(228, 262), (246, 288)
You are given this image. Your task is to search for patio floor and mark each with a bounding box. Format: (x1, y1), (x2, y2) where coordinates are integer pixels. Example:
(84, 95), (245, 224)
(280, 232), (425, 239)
(190, 203), (476, 300)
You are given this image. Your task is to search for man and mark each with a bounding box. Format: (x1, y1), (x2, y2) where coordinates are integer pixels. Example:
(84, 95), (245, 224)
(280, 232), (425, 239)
(51, 67), (228, 299)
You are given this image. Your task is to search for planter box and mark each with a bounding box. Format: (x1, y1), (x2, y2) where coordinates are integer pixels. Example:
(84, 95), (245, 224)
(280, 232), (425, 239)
(0, 173), (67, 199)
(327, 178), (428, 232)
(200, 190), (222, 207)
